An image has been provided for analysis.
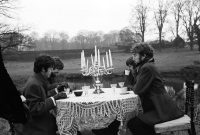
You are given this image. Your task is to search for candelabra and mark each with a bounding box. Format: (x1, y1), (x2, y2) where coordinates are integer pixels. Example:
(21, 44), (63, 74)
(81, 62), (114, 94)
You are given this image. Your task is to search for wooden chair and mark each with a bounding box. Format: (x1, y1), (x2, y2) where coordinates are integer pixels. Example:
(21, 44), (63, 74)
(154, 80), (196, 135)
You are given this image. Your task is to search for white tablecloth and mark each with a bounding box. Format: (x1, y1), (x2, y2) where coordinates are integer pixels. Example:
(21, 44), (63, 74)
(56, 89), (140, 135)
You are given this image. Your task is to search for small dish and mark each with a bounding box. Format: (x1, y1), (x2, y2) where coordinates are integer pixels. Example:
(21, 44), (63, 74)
(74, 90), (83, 97)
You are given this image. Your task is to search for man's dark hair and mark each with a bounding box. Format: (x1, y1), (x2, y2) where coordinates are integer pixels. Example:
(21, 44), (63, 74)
(53, 56), (64, 70)
(34, 55), (55, 73)
(126, 57), (136, 67)
(132, 43), (154, 59)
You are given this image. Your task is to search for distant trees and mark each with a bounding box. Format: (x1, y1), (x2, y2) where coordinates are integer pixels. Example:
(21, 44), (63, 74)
(181, 0), (200, 50)
(102, 31), (119, 47)
(130, 0), (148, 42)
(194, 22), (200, 52)
(0, 32), (23, 52)
(169, 0), (200, 51)
(70, 30), (119, 49)
(119, 27), (141, 46)
(129, 0), (200, 52)
(59, 32), (69, 50)
(0, 0), (33, 53)
(154, 0), (170, 48)
(18, 34), (36, 51)
(2, 0), (199, 52)
(171, 0), (184, 38)
(119, 28), (134, 43)
(25, 30), (120, 51)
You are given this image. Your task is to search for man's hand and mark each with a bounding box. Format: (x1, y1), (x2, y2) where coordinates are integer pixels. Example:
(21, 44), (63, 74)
(60, 82), (69, 88)
(53, 92), (67, 100)
(57, 85), (65, 92)
(127, 85), (134, 91)
(57, 82), (69, 92)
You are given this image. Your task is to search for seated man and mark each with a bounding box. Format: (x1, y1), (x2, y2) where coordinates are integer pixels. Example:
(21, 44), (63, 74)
(21, 55), (67, 135)
(47, 56), (70, 96)
(127, 44), (183, 135)
(48, 56), (64, 85)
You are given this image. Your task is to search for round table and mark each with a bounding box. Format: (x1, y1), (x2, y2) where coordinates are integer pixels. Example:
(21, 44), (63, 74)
(56, 88), (140, 135)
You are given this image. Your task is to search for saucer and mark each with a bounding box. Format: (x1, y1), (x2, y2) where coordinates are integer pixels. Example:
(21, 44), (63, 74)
(119, 91), (129, 95)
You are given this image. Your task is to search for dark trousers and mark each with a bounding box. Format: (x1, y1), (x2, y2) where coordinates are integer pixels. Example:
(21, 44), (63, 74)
(127, 116), (158, 135)
(92, 119), (120, 135)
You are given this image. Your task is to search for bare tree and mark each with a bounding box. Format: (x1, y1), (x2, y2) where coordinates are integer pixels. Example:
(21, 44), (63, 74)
(181, 0), (200, 50)
(0, 0), (32, 52)
(43, 31), (60, 50)
(193, 0), (200, 52)
(171, 0), (184, 37)
(194, 23), (200, 51)
(131, 0), (148, 42)
(0, 0), (15, 18)
(0, 31), (23, 52)
(154, 0), (169, 48)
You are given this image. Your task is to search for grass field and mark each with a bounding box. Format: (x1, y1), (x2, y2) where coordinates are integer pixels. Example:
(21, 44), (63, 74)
(5, 48), (200, 88)
(5, 48), (200, 76)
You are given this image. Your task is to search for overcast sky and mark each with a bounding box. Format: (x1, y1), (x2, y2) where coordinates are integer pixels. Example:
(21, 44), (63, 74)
(11, 0), (136, 37)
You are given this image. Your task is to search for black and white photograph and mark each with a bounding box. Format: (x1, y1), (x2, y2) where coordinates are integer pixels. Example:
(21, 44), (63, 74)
(0, 0), (200, 135)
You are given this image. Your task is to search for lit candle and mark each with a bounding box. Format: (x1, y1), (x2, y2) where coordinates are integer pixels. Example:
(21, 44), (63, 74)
(103, 57), (105, 68)
(91, 54), (94, 65)
(81, 50), (83, 69)
(98, 49), (100, 66)
(86, 59), (88, 71)
(106, 52), (109, 67)
(83, 50), (86, 68)
(109, 49), (113, 67)
(94, 46), (97, 64)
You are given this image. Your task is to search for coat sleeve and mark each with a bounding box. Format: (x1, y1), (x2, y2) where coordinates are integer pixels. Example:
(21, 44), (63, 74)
(133, 66), (154, 95)
(47, 88), (57, 97)
(25, 84), (55, 117)
(124, 72), (135, 86)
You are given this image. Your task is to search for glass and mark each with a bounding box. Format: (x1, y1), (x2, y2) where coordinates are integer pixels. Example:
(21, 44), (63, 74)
(110, 83), (117, 94)
(110, 83), (117, 88)
(82, 86), (90, 96)
(64, 88), (70, 94)
(118, 82), (125, 88)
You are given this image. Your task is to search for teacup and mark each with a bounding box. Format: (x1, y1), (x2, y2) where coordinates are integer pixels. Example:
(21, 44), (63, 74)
(110, 84), (117, 88)
(110, 84), (117, 94)
(82, 86), (90, 95)
(118, 82), (125, 88)
(125, 70), (130, 75)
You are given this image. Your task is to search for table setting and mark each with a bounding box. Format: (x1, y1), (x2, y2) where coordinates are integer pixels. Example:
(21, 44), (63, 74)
(56, 87), (140, 135)
(55, 46), (141, 135)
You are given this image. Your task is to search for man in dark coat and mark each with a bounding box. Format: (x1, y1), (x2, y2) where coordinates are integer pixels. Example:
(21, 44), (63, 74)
(127, 44), (183, 135)
(47, 56), (70, 94)
(21, 55), (67, 135)
(0, 46), (28, 134)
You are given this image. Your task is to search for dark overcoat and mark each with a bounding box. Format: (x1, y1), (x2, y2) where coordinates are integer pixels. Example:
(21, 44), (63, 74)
(133, 60), (183, 125)
(124, 71), (135, 87)
(21, 73), (57, 135)
(0, 46), (27, 124)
